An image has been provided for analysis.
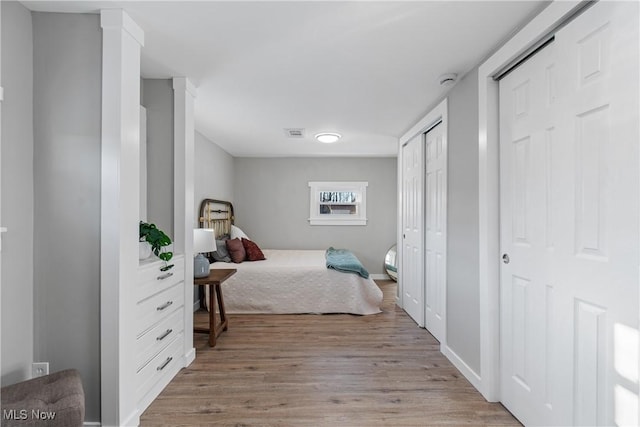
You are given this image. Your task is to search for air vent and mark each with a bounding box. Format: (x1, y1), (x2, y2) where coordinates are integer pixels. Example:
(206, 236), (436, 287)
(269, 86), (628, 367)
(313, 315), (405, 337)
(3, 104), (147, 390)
(284, 128), (305, 138)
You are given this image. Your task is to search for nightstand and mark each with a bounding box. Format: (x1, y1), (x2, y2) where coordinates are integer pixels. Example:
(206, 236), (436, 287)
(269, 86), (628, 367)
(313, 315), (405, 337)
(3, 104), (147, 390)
(193, 268), (236, 347)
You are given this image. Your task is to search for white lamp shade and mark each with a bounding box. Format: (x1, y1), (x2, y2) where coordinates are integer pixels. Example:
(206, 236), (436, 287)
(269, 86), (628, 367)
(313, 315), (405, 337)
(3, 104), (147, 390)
(193, 228), (216, 253)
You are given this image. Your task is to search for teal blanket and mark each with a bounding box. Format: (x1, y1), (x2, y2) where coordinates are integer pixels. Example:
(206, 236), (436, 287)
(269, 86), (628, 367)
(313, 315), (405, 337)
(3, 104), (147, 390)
(325, 247), (370, 279)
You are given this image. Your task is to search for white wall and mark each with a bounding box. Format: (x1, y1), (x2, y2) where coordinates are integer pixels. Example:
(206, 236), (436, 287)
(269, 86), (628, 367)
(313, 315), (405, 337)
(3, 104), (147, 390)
(446, 68), (481, 373)
(143, 78), (174, 237)
(32, 12), (102, 422)
(0, 0), (33, 386)
(194, 130), (235, 224)
(233, 157), (397, 274)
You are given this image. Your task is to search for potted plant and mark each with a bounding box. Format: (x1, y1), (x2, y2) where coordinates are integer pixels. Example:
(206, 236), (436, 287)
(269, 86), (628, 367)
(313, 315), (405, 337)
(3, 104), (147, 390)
(139, 221), (174, 271)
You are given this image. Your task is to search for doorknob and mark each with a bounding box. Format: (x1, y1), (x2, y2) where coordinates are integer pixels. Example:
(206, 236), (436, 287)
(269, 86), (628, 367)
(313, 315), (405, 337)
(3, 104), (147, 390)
(502, 253), (510, 264)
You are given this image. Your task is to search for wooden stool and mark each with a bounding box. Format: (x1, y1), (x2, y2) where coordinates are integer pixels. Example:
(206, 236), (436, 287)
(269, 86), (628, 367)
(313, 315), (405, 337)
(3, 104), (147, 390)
(194, 268), (236, 347)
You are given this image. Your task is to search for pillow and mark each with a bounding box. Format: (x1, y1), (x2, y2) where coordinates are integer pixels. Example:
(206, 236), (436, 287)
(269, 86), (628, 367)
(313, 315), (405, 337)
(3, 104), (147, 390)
(210, 239), (231, 263)
(231, 225), (249, 240)
(226, 238), (246, 263)
(242, 237), (265, 261)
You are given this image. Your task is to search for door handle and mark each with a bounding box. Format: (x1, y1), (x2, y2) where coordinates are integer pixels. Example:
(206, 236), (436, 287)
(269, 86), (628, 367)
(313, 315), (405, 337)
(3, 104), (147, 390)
(502, 254), (510, 264)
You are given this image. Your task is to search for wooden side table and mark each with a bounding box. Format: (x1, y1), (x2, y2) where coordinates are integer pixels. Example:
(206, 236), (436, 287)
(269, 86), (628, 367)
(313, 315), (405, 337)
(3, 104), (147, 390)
(193, 268), (236, 347)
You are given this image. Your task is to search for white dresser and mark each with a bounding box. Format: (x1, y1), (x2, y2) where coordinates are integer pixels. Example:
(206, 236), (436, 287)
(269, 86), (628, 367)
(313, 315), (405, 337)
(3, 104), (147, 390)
(136, 255), (186, 412)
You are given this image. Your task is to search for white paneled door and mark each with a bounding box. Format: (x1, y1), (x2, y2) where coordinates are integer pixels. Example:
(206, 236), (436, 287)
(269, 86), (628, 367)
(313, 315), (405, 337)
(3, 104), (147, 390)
(500, 37), (558, 427)
(402, 134), (424, 326)
(424, 122), (446, 343)
(499, 2), (639, 426)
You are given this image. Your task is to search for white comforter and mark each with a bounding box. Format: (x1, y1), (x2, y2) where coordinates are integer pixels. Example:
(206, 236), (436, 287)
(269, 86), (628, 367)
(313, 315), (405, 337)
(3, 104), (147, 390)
(209, 249), (383, 315)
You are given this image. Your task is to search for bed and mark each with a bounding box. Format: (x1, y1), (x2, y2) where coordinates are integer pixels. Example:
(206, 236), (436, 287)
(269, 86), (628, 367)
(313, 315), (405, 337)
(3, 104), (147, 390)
(199, 199), (383, 315)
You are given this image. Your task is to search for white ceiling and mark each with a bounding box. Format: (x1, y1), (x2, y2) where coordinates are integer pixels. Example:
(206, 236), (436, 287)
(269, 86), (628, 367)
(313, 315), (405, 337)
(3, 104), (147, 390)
(22, 1), (547, 157)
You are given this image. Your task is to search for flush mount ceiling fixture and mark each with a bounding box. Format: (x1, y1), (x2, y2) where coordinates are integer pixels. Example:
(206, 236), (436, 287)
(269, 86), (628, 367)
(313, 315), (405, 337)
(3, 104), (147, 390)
(315, 133), (342, 144)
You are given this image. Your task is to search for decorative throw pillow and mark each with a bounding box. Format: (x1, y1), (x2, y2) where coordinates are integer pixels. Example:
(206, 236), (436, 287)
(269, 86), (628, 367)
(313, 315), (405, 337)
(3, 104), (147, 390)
(231, 225), (249, 240)
(211, 239), (231, 262)
(242, 238), (265, 261)
(226, 238), (246, 263)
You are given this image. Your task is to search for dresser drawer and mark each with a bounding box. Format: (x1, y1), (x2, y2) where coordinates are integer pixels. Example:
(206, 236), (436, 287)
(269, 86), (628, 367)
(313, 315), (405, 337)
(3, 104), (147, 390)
(136, 308), (184, 370)
(136, 331), (183, 400)
(137, 282), (184, 336)
(137, 256), (184, 302)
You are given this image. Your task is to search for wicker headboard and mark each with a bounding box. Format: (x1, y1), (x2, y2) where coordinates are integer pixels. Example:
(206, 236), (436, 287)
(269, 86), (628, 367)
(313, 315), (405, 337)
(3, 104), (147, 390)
(198, 199), (235, 239)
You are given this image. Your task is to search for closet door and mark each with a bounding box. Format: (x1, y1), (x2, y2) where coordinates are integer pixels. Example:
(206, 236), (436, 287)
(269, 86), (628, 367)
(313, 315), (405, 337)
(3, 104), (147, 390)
(499, 2), (639, 425)
(499, 37), (557, 427)
(401, 134), (424, 326)
(424, 122), (446, 343)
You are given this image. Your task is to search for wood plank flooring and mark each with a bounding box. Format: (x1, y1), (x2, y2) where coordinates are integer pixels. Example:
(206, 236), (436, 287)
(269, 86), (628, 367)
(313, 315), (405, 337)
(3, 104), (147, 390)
(140, 281), (519, 426)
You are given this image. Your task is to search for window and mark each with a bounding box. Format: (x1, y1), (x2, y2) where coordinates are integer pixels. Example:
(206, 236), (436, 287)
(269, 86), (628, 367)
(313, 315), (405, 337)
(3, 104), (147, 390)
(308, 181), (368, 225)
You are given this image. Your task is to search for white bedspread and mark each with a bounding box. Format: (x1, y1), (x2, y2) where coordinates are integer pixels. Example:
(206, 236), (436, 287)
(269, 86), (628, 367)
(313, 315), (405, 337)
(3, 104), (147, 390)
(209, 249), (383, 315)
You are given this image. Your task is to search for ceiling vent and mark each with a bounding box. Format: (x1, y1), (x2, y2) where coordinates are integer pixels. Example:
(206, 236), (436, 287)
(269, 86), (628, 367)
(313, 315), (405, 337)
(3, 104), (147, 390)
(284, 128), (305, 138)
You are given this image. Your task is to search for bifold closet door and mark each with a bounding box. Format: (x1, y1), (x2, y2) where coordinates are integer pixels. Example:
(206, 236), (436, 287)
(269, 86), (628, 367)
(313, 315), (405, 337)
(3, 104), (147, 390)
(401, 134), (424, 326)
(424, 122), (446, 343)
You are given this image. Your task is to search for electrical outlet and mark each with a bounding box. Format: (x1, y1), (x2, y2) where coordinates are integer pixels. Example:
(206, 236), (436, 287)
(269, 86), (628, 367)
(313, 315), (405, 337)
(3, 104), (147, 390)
(32, 362), (49, 378)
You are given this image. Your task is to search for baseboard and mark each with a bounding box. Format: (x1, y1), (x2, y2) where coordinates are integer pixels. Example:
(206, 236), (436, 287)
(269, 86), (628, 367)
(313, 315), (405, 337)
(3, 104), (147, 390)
(184, 348), (196, 366)
(193, 299), (200, 312)
(442, 344), (483, 392)
(370, 273), (390, 280)
(84, 411), (137, 427)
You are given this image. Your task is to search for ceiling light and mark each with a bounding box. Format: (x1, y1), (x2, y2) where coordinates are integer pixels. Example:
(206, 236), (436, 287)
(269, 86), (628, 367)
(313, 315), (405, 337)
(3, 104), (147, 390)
(315, 133), (342, 144)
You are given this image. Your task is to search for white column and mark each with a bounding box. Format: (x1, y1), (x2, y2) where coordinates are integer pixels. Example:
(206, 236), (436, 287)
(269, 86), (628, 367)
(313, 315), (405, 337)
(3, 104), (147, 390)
(100, 9), (144, 427)
(173, 77), (197, 365)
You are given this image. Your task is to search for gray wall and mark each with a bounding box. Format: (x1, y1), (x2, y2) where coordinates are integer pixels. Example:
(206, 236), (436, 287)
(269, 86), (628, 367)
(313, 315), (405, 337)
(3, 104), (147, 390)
(233, 157), (397, 274)
(143, 79), (174, 238)
(194, 131), (235, 225)
(446, 69), (481, 373)
(32, 12), (102, 422)
(193, 131), (234, 306)
(1, 0), (34, 386)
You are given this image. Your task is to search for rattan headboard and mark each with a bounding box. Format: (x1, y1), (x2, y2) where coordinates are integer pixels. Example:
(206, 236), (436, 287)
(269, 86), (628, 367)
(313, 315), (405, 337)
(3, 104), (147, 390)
(198, 199), (235, 239)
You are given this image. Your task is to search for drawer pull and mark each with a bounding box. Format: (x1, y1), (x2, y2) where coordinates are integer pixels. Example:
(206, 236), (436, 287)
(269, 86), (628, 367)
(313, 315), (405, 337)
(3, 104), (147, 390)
(157, 272), (174, 281)
(157, 356), (173, 371)
(156, 328), (173, 341)
(156, 301), (173, 311)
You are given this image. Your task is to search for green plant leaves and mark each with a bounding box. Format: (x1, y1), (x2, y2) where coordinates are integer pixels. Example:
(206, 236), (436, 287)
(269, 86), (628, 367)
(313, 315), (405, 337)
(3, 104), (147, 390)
(139, 221), (173, 263)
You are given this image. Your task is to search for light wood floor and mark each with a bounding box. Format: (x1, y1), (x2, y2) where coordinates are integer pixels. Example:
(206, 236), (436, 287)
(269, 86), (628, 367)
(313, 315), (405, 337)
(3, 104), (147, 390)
(140, 281), (519, 426)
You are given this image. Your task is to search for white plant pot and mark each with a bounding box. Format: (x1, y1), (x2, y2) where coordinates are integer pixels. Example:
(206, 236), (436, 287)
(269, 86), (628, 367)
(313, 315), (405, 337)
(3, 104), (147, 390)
(139, 241), (152, 260)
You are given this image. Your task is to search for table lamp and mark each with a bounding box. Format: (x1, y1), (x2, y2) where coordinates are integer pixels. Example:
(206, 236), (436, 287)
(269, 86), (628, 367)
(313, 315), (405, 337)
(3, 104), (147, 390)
(193, 228), (216, 278)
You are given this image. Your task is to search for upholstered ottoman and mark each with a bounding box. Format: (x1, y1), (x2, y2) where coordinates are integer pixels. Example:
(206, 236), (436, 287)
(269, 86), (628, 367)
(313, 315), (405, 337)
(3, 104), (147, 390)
(1, 369), (85, 427)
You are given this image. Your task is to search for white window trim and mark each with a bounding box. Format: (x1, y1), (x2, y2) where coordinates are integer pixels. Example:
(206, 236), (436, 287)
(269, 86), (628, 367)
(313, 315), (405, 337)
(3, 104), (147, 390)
(308, 181), (368, 226)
